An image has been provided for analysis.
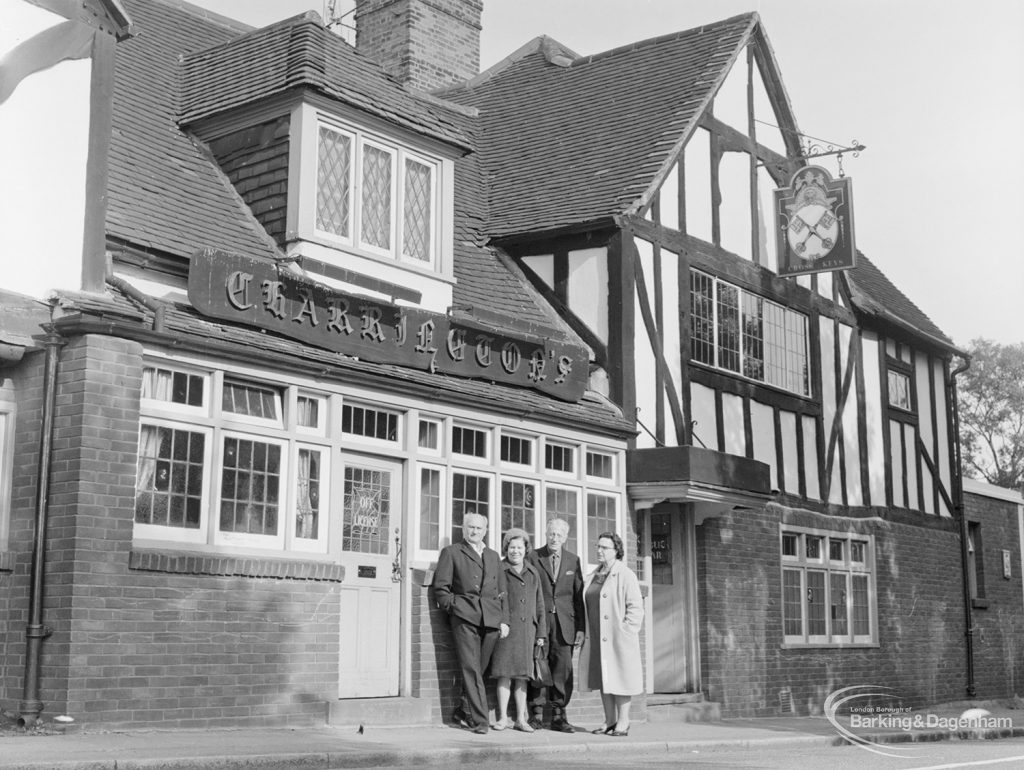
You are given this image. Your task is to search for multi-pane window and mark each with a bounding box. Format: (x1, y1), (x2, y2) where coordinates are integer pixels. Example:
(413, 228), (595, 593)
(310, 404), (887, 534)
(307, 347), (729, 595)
(781, 528), (875, 645)
(586, 493), (618, 558)
(450, 472), (490, 545)
(342, 403), (398, 442)
(501, 434), (532, 466)
(452, 425), (488, 459)
(135, 365), (328, 553)
(501, 480), (536, 542)
(418, 467), (442, 550)
(545, 442), (575, 474)
(586, 451), (615, 481)
(887, 366), (913, 411)
(418, 419), (440, 451)
(316, 120), (438, 268)
(545, 486), (579, 555)
(689, 270), (810, 396)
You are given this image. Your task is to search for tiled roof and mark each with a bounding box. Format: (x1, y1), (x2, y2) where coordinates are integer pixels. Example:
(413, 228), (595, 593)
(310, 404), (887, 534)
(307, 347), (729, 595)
(53, 287), (632, 435)
(109, 0), (281, 263)
(847, 253), (957, 351)
(442, 15), (757, 238)
(109, 0), (572, 342)
(179, 12), (471, 151)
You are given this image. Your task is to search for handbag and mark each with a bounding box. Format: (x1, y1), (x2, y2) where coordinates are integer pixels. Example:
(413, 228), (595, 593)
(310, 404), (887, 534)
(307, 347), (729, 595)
(531, 644), (552, 687)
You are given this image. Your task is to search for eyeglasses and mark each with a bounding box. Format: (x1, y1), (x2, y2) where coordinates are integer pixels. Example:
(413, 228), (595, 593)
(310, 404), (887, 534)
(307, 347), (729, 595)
(596, 545), (616, 551)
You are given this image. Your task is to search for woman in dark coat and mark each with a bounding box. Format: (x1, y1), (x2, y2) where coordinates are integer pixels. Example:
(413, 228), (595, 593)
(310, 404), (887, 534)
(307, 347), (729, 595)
(489, 528), (547, 732)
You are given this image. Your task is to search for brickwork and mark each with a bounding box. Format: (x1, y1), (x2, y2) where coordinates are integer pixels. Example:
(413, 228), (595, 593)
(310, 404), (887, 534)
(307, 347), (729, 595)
(698, 502), (975, 717)
(207, 117), (291, 248)
(963, 489), (1024, 699)
(355, 0), (482, 91)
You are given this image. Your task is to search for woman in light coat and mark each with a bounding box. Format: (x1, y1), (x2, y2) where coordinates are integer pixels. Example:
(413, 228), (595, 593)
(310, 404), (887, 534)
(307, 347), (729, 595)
(578, 531), (644, 736)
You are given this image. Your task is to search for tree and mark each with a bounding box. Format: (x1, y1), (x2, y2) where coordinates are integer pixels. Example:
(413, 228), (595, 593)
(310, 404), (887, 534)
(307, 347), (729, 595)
(957, 338), (1024, 491)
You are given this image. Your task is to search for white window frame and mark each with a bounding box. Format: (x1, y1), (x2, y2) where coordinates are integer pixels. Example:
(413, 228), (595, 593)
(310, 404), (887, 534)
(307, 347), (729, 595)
(499, 476), (540, 545)
(417, 416), (443, 456)
(543, 439), (578, 479)
(585, 448), (617, 484)
(543, 482), (581, 555)
(582, 491), (622, 572)
(690, 269), (811, 397)
(294, 391), (328, 436)
(309, 111), (444, 272)
(452, 423), (491, 464)
(213, 429), (290, 550)
(500, 431), (535, 470)
(291, 442), (330, 554)
(140, 364), (210, 417)
(415, 462), (447, 555)
(219, 376), (285, 429)
(133, 418), (214, 546)
(0, 403), (17, 550)
(780, 526), (877, 647)
(340, 400), (402, 448)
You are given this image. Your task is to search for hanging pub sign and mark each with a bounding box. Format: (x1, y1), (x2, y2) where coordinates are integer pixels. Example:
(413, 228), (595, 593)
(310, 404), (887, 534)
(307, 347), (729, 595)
(187, 249), (589, 402)
(774, 165), (856, 277)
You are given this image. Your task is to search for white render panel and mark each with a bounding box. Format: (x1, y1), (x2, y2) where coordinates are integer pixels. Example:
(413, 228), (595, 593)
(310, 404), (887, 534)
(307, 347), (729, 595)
(683, 127), (712, 242)
(659, 162), (680, 231)
(780, 410), (799, 494)
(915, 352), (935, 463)
(750, 400), (776, 489)
(861, 333), (887, 507)
(1, 4), (91, 300)
(721, 392), (745, 457)
(802, 414), (820, 501)
(714, 49), (748, 131)
(568, 247), (609, 345)
(818, 318), (841, 503)
(753, 58), (786, 155)
(521, 254), (554, 291)
(690, 382), (718, 451)
(933, 358), (952, 517)
(719, 151), (752, 260)
(921, 461), (935, 515)
(817, 272), (833, 301)
(891, 420), (906, 508)
(840, 324), (863, 506)
(797, 275), (812, 291)
(905, 423), (920, 510)
(659, 244), (681, 445)
(756, 167), (778, 272)
(633, 240), (658, 449)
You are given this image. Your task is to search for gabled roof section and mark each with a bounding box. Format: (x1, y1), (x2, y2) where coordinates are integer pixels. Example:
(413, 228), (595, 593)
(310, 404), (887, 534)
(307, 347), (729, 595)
(109, 0), (282, 263)
(179, 11), (471, 152)
(442, 13), (759, 238)
(846, 253), (959, 353)
(31, 0), (135, 39)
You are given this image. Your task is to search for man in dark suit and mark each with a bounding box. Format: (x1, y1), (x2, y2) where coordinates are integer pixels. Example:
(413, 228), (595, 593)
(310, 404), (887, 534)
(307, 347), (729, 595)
(526, 517), (585, 731)
(433, 511), (509, 734)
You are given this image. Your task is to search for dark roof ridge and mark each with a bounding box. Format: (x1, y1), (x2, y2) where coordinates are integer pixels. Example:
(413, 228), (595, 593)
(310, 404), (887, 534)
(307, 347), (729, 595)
(154, 0), (253, 35)
(571, 11), (758, 67)
(437, 34), (580, 95)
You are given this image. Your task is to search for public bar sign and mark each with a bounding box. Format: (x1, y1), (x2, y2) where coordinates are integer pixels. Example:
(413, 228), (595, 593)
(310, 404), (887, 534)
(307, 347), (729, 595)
(188, 249), (589, 402)
(774, 165), (856, 277)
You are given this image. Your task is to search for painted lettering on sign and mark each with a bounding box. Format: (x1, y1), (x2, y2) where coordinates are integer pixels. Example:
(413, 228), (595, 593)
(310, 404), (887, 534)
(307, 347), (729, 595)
(188, 250), (589, 401)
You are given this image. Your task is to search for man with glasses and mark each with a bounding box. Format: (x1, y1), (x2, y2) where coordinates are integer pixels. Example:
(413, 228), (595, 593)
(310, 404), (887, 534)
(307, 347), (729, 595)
(526, 517), (585, 731)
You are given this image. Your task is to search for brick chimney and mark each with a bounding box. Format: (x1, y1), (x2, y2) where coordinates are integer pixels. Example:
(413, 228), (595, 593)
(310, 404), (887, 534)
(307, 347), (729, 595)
(354, 0), (483, 92)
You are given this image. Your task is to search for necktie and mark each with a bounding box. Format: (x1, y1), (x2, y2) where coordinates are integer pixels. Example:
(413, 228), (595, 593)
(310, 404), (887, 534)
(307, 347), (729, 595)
(551, 551), (560, 576)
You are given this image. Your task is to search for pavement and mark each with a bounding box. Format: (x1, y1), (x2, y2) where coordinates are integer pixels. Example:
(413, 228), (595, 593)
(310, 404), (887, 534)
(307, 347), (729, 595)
(2, 700), (1024, 769)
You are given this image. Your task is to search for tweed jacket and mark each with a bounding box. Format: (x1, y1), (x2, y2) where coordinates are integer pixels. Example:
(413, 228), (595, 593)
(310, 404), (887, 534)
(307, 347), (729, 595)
(433, 540), (510, 628)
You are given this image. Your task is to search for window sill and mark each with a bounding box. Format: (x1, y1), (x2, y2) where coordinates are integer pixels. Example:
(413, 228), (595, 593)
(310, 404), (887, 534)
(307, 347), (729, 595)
(971, 597), (990, 610)
(0, 550), (13, 573)
(129, 548), (345, 582)
(780, 641), (880, 650)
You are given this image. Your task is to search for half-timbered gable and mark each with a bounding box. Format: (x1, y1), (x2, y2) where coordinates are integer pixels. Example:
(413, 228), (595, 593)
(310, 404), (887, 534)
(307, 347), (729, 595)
(445, 11), (974, 716)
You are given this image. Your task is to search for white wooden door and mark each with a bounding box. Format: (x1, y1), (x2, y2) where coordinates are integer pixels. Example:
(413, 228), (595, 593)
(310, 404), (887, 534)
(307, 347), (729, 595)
(337, 455), (402, 698)
(650, 507), (700, 693)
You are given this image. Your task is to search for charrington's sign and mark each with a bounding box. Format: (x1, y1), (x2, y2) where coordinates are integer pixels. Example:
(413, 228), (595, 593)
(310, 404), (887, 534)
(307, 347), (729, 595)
(188, 250), (589, 402)
(774, 165), (856, 277)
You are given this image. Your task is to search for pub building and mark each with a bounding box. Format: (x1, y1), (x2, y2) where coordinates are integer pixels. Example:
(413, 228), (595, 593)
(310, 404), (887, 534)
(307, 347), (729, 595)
(1, 0), (1009, 730)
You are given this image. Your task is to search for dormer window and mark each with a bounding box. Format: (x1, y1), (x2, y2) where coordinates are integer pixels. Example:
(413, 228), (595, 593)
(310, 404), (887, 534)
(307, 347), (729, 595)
(315, 119), (438, 267)
(289, 103), (455, 312)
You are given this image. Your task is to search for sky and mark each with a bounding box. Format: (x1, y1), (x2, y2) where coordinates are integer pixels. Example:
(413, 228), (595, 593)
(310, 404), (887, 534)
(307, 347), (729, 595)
(158, 1), (1024, 348)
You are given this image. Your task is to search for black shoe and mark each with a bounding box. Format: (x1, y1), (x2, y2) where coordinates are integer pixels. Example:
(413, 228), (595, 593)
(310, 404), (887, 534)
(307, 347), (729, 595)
(471, 723), (490, 734)
(452, 706), (473, 728)
(551, 718), (575, 733)
(609, 726), (629, 737)
(527, 716), (544, 730)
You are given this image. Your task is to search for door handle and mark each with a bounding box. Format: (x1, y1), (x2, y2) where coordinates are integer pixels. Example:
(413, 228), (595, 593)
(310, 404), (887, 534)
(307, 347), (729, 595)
(391, 527), (403, 583)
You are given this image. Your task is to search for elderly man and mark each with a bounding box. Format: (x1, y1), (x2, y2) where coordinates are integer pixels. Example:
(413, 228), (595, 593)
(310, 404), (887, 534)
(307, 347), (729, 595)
(526, 517), (585, 731)
(433, 511), (510, 733)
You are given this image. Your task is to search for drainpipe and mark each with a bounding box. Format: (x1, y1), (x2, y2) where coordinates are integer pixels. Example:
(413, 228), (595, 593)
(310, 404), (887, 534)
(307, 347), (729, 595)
(949, 353), (974, 698)
(18, 327), (64, 727)
(106, 275), (165, 332)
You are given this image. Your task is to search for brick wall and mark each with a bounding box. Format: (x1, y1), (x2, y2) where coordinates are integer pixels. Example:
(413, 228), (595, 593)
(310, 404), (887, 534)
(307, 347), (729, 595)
(207, 117), (291, 248)
(698, 502), (975, 717)
(355, 0), (482, 91)
(964, 489), (1024, 699)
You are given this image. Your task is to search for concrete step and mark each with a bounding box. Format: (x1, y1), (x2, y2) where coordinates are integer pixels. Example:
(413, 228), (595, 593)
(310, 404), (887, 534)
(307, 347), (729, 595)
(327, 697), (433, 728)
(646, 694), (721, 723)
